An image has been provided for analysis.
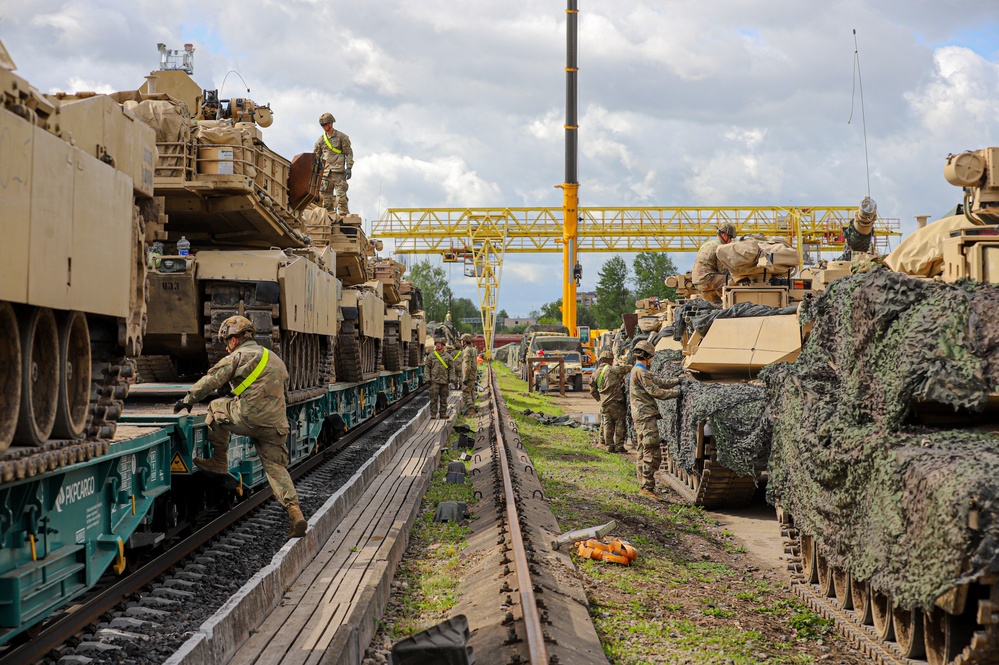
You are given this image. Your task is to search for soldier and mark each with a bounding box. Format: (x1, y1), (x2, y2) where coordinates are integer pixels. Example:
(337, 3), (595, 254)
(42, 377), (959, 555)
(589, 350), (632, 452)
(313, 113), (354, 217)
(425, 338), (452, 419)
(173, 316), (307, 538)
(629, 339), (680, 499)
(459, 333), (478, 414)
(691, 222), (736, 303)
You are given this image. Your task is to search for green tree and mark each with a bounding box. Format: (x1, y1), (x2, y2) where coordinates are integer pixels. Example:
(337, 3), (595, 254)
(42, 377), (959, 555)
(592, 256), (632, 329)
(632, 253), (679, 301)
(495, 308), (510, 333)
(577, 305), (598, 329)
(450, 297), (481, 333)
(407, 260), (452, 323)
(537, 298), (563, 324)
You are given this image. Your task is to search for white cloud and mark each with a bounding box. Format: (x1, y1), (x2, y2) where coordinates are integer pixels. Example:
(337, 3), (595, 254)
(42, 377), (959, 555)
(6, 1), (999, 313)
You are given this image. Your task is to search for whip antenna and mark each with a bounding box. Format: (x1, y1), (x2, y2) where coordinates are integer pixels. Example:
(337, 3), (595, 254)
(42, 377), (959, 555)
(847, 29), (872, 197)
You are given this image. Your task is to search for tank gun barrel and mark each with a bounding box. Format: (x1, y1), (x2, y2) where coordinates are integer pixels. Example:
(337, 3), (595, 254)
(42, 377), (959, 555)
(842, 196), (877, 253)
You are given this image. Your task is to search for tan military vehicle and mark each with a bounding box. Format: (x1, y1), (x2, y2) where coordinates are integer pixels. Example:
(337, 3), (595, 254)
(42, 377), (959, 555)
(400, 280), (426, 368)
(96, 45), (339, 400)
(304, 207), (387, 381)
(0, 38), (156, 459)
(766, 151), (999, 664)
(655, 202), (879, 508)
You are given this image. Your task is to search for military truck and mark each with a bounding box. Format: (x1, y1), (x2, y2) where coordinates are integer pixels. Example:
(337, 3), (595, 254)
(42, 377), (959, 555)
(0, 38), (156, 462)
(526, 335), (585, 392)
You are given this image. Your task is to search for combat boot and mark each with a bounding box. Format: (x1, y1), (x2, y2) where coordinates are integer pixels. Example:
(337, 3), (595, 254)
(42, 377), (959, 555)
(287, 502), (307, 538)
(193, 444), (228, 475)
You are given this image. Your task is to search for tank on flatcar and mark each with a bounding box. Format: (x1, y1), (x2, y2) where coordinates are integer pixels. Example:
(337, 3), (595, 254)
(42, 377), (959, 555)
(765, 150), (999, 664)
(0, 38), (156, 463)
(96, 45), (340, 401)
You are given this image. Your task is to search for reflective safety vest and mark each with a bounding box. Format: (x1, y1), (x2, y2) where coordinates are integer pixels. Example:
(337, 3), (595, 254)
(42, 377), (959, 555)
(596, 365), (610, 390)
(434, 350), (449, 369)
(323, 133), (342, 154)
(232, 348), (270, 396)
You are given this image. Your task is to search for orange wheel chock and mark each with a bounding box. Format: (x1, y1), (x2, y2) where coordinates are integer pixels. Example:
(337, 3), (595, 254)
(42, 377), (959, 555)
(574, 538), (637, 565)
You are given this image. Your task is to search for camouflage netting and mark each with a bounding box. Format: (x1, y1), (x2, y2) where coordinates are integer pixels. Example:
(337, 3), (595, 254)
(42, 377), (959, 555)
(765, 268), (999, 609)
(649, 350), (770, 478)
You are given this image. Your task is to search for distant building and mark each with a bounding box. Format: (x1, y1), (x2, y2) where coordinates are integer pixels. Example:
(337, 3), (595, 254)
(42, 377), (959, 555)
(576, 291), (598, 307)
(504, 317), (537, 328)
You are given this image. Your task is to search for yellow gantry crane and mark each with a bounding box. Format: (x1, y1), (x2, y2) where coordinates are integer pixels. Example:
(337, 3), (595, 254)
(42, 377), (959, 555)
(372, 205), (901, 356)
(372, 1), (902, 358)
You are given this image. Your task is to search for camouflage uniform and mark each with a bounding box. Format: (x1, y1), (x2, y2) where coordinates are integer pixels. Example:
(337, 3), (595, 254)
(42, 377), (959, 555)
(313, 129), (354, 216)
(691, 237), (727, 303)
(425, 347), (453, 418)
(446, 344), (460, 387)
(589, 360), (631, 452)
(629, 362), (680, 491)
(460, 343), (478, 414)
(182, 340), (300, 509)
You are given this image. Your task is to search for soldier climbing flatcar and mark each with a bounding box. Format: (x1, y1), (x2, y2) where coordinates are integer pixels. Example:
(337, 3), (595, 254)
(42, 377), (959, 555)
(174, 315), (308, 538)
(629, 340), (680, 499)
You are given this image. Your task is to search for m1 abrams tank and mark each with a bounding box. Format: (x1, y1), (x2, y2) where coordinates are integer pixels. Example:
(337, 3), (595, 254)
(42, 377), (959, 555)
(650, 202), (880, 509)
(0, 38), (156, 470)
(102, 46), (339, 401)
(302, 206), (388, 382)
(766, 150), (999, 665)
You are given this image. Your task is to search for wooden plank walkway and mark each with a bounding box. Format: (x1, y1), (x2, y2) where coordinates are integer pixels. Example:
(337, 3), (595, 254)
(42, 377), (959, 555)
(225, 396), (456, 665)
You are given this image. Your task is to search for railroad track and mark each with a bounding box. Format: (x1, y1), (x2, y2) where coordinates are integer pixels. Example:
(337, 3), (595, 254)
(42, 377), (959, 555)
(452, 364), (606, 664)
(0, 386), (426, 665)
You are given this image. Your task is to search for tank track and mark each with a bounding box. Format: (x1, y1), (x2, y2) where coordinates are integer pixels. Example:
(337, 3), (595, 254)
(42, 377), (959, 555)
(335, 319), (381, 383)
(0, 343), (128, 482)
(134, 355), (181, 383)
(659, 436), (760, 509)
(204, 284), (326, 405)
(407, 336), (421, 368)
(780, 515), (999, 665)
(383, 322), (401, 372)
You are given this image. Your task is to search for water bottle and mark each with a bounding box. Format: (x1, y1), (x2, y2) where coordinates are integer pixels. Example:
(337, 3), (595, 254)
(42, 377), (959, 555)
(177, 236), (191, 256)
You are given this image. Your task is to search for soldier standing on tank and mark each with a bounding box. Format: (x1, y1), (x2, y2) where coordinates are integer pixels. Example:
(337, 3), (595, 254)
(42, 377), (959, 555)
(589, 351), (632, 452)
(692, 222), (736, 303)
(425, 338), (452, 419)
(313, 113), (354, 217)
(629, 340), (680, 499)
(459, 333), (478, 415)
(173, 316), (307, 538)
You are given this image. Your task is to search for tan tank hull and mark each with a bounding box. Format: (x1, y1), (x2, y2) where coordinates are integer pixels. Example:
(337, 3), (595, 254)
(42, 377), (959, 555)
(0, 53), (155, 451)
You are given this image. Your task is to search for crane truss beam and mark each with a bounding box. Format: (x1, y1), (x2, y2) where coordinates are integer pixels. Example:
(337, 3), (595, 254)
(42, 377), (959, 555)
(374, 206), (901, 254)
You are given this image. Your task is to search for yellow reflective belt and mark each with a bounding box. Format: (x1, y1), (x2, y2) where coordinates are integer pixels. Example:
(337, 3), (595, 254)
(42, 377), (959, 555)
(323, 134), (342, 154)
(434, 350), (449, 369)
(232, 348), (269, 396)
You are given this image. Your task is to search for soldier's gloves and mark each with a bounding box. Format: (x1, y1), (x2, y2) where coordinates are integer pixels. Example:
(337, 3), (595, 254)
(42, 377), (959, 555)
(173, 399), (192, 414)
(345, 167), (352, 180)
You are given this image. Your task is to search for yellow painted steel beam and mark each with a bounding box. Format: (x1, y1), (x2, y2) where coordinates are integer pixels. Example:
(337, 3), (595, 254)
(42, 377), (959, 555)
(374, 206), (901, 254)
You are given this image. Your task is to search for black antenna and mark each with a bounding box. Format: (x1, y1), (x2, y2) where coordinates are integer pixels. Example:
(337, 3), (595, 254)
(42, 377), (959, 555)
(848, 29), (872, 198)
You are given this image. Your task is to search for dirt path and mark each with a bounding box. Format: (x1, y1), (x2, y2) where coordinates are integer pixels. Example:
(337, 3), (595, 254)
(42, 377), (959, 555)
(549, 388), (790, 579)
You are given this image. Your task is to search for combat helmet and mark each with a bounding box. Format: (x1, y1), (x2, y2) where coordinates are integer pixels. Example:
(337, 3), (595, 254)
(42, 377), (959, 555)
(598, 350), (614, 363)
(718, 222), (737, 239)
(319, 112), (335, 125)
(461, 333), (474, 343)
(218, 315), (255, 342)
(634, 340), (656, 357)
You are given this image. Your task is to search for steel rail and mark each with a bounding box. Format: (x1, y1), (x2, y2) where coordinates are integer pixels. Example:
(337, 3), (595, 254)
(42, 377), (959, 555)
(487, 365), (549, 664)
(0, 385), (426, 665)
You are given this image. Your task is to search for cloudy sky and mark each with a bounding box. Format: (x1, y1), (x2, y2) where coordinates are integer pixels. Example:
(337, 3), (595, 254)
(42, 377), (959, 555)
(4, 1), (999, 315)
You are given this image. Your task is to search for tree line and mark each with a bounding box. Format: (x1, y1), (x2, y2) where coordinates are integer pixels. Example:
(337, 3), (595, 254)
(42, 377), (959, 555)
(406, 253), (678, 333)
